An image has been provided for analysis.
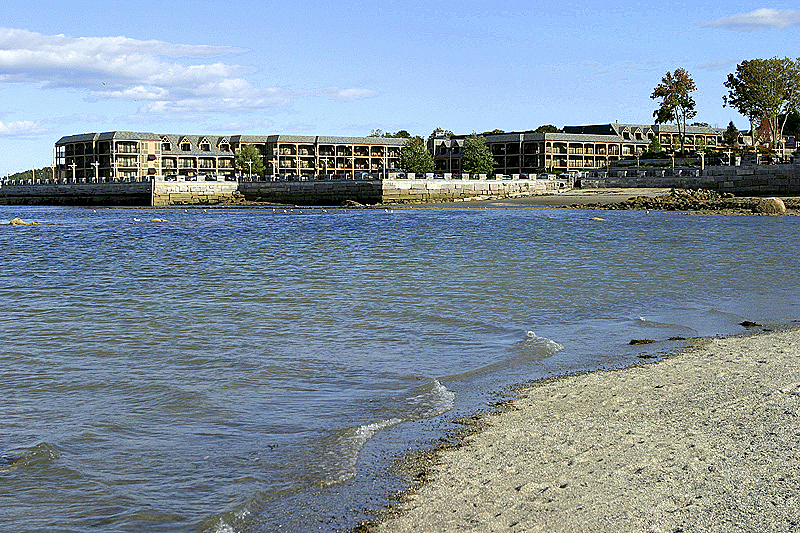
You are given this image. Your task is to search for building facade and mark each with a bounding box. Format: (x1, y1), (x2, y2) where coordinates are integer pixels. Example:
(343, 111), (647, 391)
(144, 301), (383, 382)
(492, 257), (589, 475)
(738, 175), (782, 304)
(429, 123), (733, 174)
(55, 132), (406, 180)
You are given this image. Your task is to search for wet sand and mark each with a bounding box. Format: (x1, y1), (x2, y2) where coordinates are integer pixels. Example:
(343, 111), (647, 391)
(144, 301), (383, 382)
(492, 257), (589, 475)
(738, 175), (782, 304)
(371, 328), (800, 532)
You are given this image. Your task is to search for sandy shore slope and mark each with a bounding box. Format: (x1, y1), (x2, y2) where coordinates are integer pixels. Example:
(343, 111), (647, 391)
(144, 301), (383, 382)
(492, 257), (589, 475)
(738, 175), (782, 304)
(373, 329), (800, 532)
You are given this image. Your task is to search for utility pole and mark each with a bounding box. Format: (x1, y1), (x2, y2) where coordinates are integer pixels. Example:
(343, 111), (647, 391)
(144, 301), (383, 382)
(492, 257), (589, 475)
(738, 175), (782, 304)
(91, 161), (99, 181)
(70, 162), (76, 181)
(246, 160), (253, 179)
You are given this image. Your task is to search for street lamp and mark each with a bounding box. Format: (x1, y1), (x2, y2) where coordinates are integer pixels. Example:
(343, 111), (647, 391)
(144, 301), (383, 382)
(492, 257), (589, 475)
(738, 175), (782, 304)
(246, 159), (253, 180)
(69, 162), (76, 182)
(91, 161), (99, 181)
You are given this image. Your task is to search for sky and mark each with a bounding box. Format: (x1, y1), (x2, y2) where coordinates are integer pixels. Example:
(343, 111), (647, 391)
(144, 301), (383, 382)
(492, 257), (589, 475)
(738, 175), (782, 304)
(0, 0), (798, 175)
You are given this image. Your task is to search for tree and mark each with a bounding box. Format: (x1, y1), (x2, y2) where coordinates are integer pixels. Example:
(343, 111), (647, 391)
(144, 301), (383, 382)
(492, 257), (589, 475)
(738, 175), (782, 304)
(723, 57), (800, 149)
(389, 130), (412, 139)
(651, 68), (698, 153)
(399, 137), (434, 174)
(647, 136), (662, 153)
(481, 129), (505, 135)
(462, 133), (495, 175)
(369, 128), (385, 137)
(430, 127), (453, 138)
(723, 121), (740, 147)
(534, 124), (561, 133)
(235, 144), (265, 176)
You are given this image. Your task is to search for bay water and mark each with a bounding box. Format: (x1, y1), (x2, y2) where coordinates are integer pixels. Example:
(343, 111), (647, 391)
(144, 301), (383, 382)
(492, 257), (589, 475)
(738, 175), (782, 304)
(2, 204), (799, 532)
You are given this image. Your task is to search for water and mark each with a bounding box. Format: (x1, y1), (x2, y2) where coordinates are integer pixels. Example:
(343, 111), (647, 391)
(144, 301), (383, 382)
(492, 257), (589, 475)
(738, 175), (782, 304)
(2, 205), (799, 532)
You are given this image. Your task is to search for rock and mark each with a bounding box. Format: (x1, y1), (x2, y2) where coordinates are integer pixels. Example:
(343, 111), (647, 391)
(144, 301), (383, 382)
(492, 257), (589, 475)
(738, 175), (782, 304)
(740, 320), (762, 328)
(752, 197), (786, 215)
(341, 200), (364, 207)
(9, 218), (41, 226)
(629, 339), (656, 345)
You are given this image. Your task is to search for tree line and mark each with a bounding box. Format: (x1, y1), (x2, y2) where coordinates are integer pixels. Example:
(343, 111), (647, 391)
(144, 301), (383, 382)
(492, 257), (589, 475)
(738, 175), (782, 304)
(652, 57), (800, 155)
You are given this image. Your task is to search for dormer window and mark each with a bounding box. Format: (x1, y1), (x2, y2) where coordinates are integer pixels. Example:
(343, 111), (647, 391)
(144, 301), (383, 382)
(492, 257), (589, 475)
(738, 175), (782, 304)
(181, 142), (191, 151)
(219, 142), (230, 152)
(199, 137), (211, 152)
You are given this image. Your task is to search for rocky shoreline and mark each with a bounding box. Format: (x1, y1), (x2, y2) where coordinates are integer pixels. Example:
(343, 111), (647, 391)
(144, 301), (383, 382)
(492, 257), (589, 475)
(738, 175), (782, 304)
(563, 188), (799, 215)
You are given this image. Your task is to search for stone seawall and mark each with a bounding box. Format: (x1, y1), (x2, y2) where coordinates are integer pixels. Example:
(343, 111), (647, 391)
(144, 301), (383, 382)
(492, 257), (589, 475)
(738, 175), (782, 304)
(704, 165), (800, 195)
(239, 180), (382, 205)
(152, 180), (239, 206)
(0, 180), (152, 206)
(581, 164), (800, 195)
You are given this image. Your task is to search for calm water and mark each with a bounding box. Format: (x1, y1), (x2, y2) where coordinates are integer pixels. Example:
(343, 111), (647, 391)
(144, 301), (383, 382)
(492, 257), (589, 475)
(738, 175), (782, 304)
(2, 205), (799, 532)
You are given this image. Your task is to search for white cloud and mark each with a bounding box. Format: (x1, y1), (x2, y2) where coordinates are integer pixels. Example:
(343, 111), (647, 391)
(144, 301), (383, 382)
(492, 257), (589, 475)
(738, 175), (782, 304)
(0, 119), (47, 137)
(702, 8), (800, 31)
(0, 28), (376, 115)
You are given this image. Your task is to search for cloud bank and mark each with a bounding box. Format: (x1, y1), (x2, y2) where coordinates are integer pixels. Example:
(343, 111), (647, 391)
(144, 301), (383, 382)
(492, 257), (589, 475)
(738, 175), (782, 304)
(0, 119), (47, 137)
(0, 28), (375, 116)
(703, 8), (800, 31)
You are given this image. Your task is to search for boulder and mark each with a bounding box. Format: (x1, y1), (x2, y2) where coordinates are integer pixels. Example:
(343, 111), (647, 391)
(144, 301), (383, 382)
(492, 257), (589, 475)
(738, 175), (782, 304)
(9, 218), (41, 226)
(752, 197), (786, 215)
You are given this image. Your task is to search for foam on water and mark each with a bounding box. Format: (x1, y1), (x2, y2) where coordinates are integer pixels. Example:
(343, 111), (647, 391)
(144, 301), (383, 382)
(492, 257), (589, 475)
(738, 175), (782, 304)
(524, 331), (565, 354)
(405, 379), (456, 419)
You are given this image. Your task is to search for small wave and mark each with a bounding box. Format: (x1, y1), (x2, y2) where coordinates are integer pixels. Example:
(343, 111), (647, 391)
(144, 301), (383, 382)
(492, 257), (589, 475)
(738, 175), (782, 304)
(523, 331), (565, 354)
(323, 417), (402, 485)
(321, 380), (457, 486)
(405, 379), (456, 419)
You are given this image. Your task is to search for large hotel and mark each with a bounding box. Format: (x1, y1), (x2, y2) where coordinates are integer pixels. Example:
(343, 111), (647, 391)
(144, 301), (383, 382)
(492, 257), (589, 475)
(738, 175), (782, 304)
(54, 123), (734, 180)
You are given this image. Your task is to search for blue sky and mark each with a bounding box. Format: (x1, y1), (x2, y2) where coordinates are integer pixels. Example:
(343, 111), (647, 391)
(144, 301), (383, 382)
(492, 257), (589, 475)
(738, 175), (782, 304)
(0, 1), (798, 174)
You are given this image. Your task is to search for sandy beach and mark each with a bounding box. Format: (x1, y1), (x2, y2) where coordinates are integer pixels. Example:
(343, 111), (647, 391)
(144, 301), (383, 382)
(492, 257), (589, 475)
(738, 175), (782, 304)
(370, 328), (800, 532)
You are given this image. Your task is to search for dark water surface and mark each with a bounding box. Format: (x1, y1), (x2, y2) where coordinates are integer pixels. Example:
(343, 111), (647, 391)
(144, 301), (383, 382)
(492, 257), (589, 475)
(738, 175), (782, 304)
(2, 205), (799, 532)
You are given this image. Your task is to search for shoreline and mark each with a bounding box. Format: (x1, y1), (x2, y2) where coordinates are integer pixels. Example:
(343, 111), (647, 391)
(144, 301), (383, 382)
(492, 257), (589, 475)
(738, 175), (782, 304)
(362, 324), (800, 532)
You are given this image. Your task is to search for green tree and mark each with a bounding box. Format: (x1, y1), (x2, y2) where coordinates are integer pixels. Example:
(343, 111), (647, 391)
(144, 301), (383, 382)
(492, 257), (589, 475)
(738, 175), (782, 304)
(651, 68), (698, 153)
(534, 124), (561, 133)
(462, 133), (496, 175)
(723, 57), (800, 148)
(481, 129), (505, 135)
(389, 129), (412, 138)
(235, 144), (265, 177)
(723, 121), (740, 147)
(430, 127), (454, 138)
(369, 128), (385, 137)
(647, 137), (662, 153)
(399, 137), (434, 174)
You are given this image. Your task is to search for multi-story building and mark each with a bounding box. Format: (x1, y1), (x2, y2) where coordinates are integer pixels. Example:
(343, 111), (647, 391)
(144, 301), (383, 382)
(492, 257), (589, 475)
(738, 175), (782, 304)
(429, 123), (734, 174)
(55, 132), (405, 180)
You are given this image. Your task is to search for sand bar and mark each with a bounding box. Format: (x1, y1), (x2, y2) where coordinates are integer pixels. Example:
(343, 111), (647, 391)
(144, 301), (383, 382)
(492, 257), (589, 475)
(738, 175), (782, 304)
(372, 329), (800, 532)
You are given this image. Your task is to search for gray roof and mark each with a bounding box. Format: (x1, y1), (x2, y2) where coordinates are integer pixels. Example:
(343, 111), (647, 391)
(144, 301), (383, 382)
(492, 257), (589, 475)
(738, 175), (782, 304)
(159, 134), (235, 157)
(56, 131), (162, 144)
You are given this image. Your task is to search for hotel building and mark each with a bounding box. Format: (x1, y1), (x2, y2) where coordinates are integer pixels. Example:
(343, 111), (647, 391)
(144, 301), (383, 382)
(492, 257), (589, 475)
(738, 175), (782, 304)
(429, 123), (733, 174)
(55, 132), (406, 180)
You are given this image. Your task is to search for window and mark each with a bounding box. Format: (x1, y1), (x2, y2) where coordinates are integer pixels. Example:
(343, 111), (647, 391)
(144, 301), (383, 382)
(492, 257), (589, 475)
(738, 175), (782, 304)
(181, 143), (191, 151)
